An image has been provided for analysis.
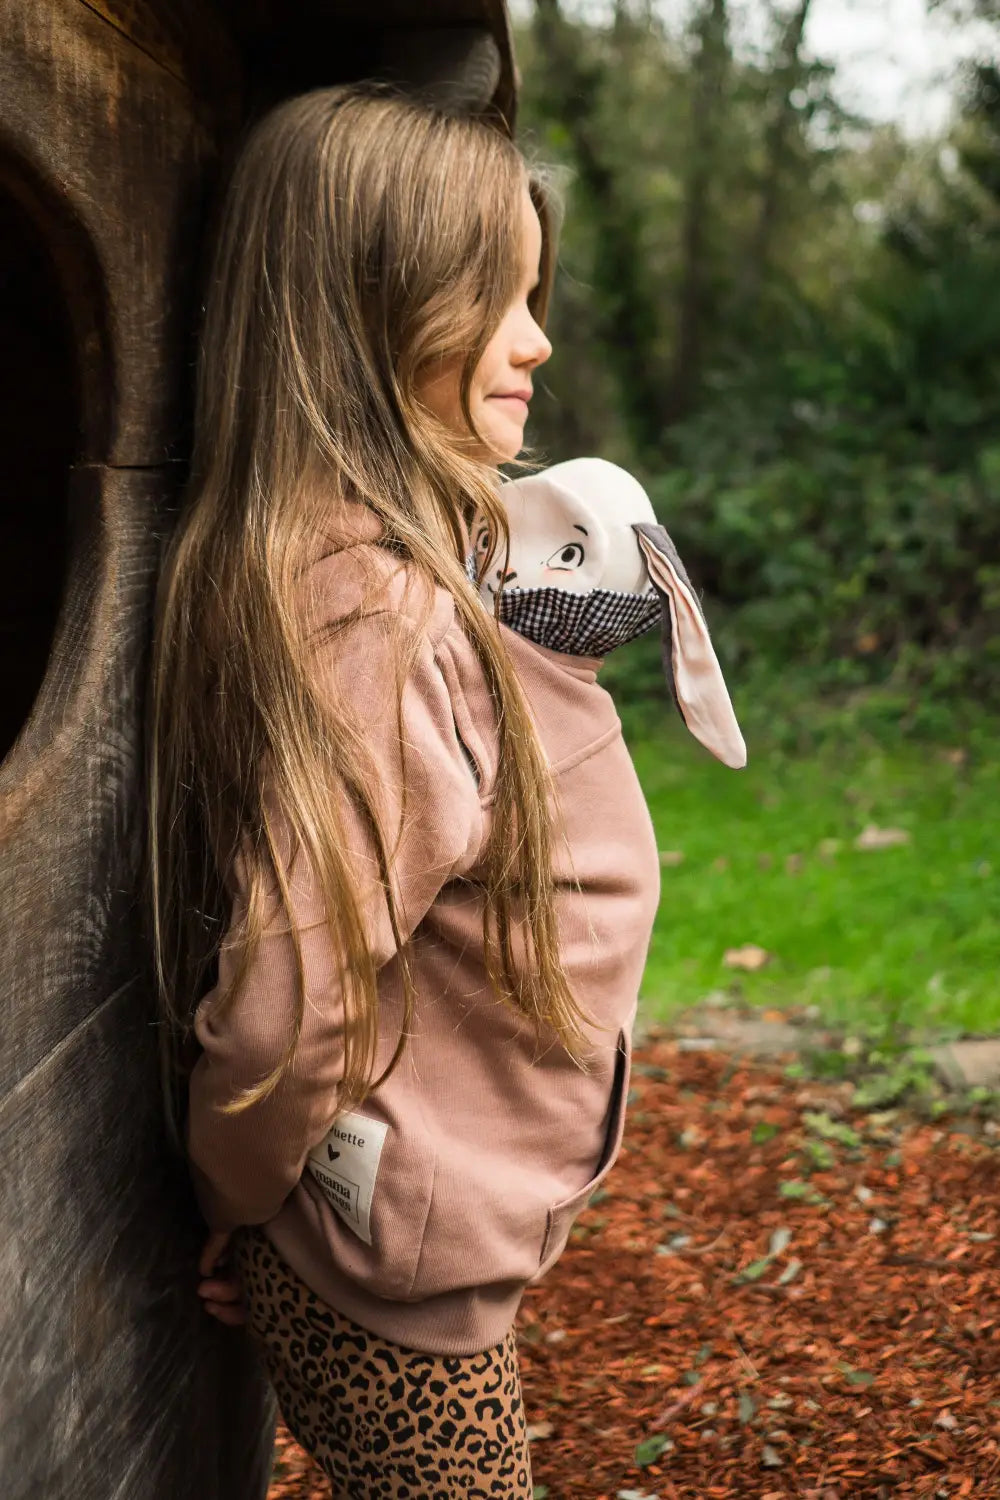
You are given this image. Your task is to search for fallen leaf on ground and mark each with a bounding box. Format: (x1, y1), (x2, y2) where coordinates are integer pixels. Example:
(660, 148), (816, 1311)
(659, 850), (685, 867)
(723, 944), (772, 971)
(854, 824), (911, 851)
(267, 1039), (1000, 1500)
(527, 1420), (555, 1441)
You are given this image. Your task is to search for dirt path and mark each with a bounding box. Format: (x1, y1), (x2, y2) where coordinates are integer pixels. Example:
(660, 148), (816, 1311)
(265, 1032), (999, 1499)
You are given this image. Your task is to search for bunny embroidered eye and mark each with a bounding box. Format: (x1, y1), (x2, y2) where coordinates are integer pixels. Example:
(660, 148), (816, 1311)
(545, 541), (586, 571)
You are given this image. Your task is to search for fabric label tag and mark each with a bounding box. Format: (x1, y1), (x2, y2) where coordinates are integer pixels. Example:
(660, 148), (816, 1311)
(306, 1111), (389, 1246)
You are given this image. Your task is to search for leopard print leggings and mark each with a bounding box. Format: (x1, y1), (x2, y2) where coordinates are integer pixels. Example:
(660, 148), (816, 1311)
(233, 1224), (534, 1498)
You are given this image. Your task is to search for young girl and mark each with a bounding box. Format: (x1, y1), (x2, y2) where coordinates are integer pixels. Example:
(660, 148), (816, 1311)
(148, 83), (662, 1497)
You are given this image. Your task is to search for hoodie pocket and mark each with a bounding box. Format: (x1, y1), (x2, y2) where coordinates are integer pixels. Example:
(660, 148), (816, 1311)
(537, 1025), (631, 1275)
(305, 1104), (437, 1301)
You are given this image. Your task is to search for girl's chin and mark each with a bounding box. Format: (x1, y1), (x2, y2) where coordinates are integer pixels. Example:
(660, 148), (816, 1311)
(480, 421), (525, 463)
(445, 411), (524, 465)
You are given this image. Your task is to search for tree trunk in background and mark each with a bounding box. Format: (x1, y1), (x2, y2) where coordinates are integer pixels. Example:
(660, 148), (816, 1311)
(742, 0), (813, 306)
(533, 0), (667, 458)
(665, 0), (729, 428)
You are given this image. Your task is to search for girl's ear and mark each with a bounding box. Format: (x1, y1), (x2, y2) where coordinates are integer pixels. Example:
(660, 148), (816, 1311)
(632, 522), (747, 770)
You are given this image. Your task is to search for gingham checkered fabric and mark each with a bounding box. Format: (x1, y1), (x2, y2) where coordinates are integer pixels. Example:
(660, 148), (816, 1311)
(465, 550), (660, 658)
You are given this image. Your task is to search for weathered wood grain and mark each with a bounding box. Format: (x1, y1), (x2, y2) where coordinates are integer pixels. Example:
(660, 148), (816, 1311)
(212, 0), (515, 124)
(0, 468), (161, 1071)
(377, 23), (502, 111)
(0, 974), (277, 1500)
(0, 3), (519, 1494)
(0, 0), (226, 465)
(0, 466), (276, 1499)
(78, 0), (241, 99)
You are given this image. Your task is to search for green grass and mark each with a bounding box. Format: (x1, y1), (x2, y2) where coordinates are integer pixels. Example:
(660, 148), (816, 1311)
(624, 695), (1000, 1042)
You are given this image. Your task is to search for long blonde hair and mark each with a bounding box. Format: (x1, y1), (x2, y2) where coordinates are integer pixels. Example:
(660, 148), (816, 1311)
(147, 83), (598, 1149)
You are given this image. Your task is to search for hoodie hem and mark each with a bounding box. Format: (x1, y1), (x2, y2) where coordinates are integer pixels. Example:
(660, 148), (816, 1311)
(262, 1193), (526, 1356)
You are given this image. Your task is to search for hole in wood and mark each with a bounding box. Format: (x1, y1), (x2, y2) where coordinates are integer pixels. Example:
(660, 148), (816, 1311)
(0, 189), (77, 764)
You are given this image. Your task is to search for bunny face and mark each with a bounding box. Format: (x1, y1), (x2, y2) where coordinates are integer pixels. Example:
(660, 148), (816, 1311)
(470, 457), (658, 601)
(465, 455), (748, 770)
(465, 457), (661, 660)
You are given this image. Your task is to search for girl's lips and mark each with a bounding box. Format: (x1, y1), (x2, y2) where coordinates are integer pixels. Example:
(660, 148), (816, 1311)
(488, 394), (530, 412)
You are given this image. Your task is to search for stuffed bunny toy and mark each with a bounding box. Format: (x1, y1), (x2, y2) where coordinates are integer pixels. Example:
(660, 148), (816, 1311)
(467, 456), (747, 770)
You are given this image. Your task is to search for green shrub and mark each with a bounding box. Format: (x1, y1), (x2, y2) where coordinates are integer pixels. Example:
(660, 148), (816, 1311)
(641, 402), (1000, 703)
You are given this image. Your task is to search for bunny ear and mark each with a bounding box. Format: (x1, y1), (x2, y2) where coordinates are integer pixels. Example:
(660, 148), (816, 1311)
(632, 523), (747, 770)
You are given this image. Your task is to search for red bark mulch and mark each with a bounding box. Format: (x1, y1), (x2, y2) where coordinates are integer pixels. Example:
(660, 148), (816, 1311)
(266, 1031), (1000, 1499)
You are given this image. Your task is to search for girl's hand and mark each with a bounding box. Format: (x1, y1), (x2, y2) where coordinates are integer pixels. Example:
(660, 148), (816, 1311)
(197, 1228), (247, 1326)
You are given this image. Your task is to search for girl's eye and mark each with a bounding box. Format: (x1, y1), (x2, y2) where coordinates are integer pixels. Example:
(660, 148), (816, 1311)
(545, 542), (585, 569)
(475, 524), (491, 553)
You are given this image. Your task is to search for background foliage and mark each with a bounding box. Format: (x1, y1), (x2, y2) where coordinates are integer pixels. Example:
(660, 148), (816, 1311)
(515, 1), (1000, 706)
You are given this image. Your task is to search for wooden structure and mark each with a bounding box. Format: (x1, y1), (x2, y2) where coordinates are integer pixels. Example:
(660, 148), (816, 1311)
(0, 5), (514, 1496)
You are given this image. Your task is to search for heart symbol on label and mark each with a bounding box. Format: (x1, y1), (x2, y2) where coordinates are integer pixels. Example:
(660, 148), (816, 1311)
(326, 1147), (341, 1163)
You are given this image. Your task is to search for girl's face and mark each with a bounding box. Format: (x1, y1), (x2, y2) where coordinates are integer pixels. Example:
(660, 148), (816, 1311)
(415, 184), (553, 465)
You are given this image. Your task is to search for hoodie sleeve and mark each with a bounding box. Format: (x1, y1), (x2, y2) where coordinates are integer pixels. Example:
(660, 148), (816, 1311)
(185, 591), (485, 1233)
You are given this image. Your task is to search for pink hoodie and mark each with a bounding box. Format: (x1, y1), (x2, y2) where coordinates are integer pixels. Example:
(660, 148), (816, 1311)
(186, 498), (661, 1354)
